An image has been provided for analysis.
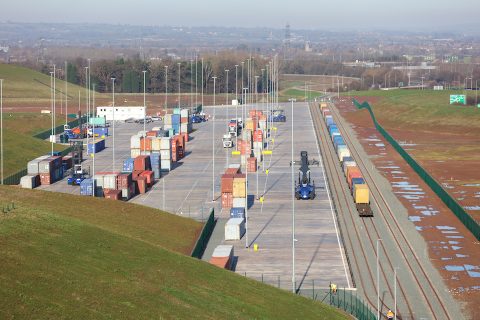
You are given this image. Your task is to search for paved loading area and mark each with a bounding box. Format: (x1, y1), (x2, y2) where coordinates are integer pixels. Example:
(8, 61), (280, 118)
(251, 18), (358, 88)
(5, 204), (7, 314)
(205, 102), (351, 291)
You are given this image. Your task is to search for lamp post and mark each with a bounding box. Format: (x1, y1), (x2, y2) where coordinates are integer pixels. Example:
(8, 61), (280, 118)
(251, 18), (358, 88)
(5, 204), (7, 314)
(190, 59), (193, 107)
(225, 69), (230, 167)
(476, 80), (478, 105)
(178, 62), (181, 108)
(212, 76), (217, 202)
(201, 58), (204, 108)
(143, 70), (147, 148)
(235, 64), (239, 150)
(84, 66), (89, 154)
(290, 97), (296, 293)
(50, 71), (54, 155)
(394, 267), (399, 320)
(377, 238), (383, 320)
(65, 61), (68, 124)
(111, 77), (116, 171)
(0, 79), (3, 184)
(164, 65), (168, 113)
(92, 83), (96, 197)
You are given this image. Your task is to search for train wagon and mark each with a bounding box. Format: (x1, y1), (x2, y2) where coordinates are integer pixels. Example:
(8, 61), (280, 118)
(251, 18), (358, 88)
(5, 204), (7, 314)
(353, 184), (373, 217)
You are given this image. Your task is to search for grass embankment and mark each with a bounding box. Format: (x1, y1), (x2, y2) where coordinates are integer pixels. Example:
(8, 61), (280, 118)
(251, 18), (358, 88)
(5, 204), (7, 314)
(281, 88), (323, 101)
(0, 186), (347, 319)
(343, 89), (480, 134)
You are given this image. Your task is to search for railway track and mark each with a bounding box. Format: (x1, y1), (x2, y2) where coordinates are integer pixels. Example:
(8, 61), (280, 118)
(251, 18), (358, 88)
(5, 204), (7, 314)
(309, 101), (456, 319)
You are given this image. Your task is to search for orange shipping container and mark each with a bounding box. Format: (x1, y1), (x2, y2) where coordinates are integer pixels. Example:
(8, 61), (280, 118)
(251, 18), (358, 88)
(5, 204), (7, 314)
(140, 170), (154, 186)
(209, 256), (231, 269)
(146, 131), (158, 137)
(225, 168), (240, 175)
(104, 189), (121, 200)
(253, 130), (263, 142)
(347, 167), (363, 187)
(140, 137), (152, 151)
(221, 174), (234, 193)
(136, 176), (147, 194)
(247, 157), (257, 173)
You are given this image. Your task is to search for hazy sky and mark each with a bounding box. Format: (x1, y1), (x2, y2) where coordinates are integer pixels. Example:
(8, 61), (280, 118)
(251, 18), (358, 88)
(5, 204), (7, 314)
(1, 0), (478, 31)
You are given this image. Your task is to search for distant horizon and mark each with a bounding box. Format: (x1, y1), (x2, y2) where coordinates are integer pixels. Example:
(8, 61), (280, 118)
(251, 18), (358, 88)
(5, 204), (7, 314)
(0, 20), (478, 36)
(1, 0), (479, 35)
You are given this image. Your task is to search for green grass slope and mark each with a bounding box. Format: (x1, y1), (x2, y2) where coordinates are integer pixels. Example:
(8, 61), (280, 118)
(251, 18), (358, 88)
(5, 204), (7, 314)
(0, 63), (102, 103)
(344, 89), (480, 134)
(0, 187), (347, 319)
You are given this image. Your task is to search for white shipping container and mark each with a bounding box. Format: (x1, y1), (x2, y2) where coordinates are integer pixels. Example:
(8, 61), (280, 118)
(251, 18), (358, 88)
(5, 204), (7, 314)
(160, 137), (171, 150)
(103, 174), (117, 189)
(160, 159), (172, 171)
(131, 148), (141, 158)
(94, 175), (105, 187)
(180, 108), (189, 118)
(241, 155), (247, 165)
(337, 146), (351, 162)
(151, 137), (162, 151)
(160, 149), (171, 160)
(253, 141), (263, 150)
(225, 218), (246, 240)
(20, 175), (38, 189)
(233, 197), (246, 208)
(228, 164), (241, 170)
(130, 135), (141, 149)
(137, 131), (148, 136)
(164, 114), (172, 125)
(152, 126), (162, 131)
(343, 160), (357, 174)
(27, 155), (49, 175)
(163, 124), (172, 130)
(140, 150), (151, 156)
(212, 245), (234, 258)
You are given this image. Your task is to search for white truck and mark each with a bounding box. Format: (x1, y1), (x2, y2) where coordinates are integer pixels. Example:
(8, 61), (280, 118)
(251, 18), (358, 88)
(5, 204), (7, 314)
(222, 134), (233, 148)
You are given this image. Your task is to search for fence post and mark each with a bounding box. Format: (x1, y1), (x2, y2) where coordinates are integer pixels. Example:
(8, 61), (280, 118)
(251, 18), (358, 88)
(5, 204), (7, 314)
(343, 287), (346, 311)
(277, 275), (280, 288)
(261, 273), (264, 283)
(312, 279), (315, 300)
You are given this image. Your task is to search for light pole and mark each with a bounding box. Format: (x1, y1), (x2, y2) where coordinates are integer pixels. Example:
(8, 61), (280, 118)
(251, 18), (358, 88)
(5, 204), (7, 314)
(164, 65), (168, 113)
(212, 76), (217, 202)
(377, 238), (383, 320)
(53, 65), (56, 142)
(241, 61), (245, 103)
(178, 62), (181, 108)
(235, 64), (239, 150)
(143, 70), (147, 139)
(92, 83), (96, 197)
(421, 76), (425, 90)
(476, 80), (478, 105)
(84, 66), (89, 154)
(290, 97), (296, 293)
(201, 58), (204, 108)
(0, 79), (3, 184)
(65, 61), (68, 124)
(111, 77), (116, 171)
(50, 71), (54, 155)
(394, 267), (399, 320)
(190, 59), (193, 107)
(225, 69), (230, 167)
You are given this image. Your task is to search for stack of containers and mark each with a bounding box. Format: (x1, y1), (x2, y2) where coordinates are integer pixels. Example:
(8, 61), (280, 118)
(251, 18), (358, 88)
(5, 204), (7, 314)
(39, 156), (63, 185)
(23, 155), (50, 188)
(117, 172), (135, 200)
(87, 139), (105, 154)
(132, 155), (151, 194)
(165, 113), (181, 134)
(149, 152), (161, 179)
(171, 135), (186, 162)
(139, 136), (152, 155)
(221, 164), (241, 209)
(209, 245), (234, 270)
(62, 155), (73, 171)
(130, 134), (141, 158)
(225, 218), (246, 240)
(180, 108), (192, 134)
(160, 137), (172, 171)
(232, 173), (246, 211)
(253, 129), (263, 160)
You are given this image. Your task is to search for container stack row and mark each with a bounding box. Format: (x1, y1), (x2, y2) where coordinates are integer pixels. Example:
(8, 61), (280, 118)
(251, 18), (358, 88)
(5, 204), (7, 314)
(21, 154), (73, 189)
(164, 108), (192, 135)
(319, 103), (373, 217)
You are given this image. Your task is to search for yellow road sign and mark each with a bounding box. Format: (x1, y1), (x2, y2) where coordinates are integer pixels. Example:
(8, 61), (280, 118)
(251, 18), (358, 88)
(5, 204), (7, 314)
(232, 150), (241, 155)
(271, 138), (274, 143)
(272, 127), (277, 131)
(262, 150), (272, 155)
(259, 196), (264, 203)
(265, 169), (269, 175)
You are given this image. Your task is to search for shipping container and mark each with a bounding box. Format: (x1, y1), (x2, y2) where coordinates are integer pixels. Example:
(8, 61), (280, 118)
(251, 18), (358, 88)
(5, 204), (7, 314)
(232, 175), (246, 198)
(225, 218), (246, 240)
(333, 136), (345, 148)
(221, 174), (234, 193)
(230, 207), (245, 219)
(87, 139), (105, 154)
(337, 145), (351, 162)
(27, 155), (50, 175)
(210, 245), (234, 270)
(20, 175), (39, 189)
(131, 135), (141, 149)
(104, 189), (122, 200)
(351, 177), (365, 192)
(123, 158), (135, 172)
(347, 167), (363, 188)
(103, 173), (118, 189)
(221, 192), (233, 208)
(117, 173), (132, 189)
(233, 197), (246, 208)
(134, 155), (151, 171)
(247, 157), (257, 172)
(135, 176), (147, 194)
(80, 179), (94, 196)
(354, 184), (369, 204)
(140, 170), (154, 186)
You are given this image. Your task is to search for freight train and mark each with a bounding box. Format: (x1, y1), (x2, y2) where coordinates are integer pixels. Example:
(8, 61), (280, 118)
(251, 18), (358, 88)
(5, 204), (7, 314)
(320, 102), (373, 217)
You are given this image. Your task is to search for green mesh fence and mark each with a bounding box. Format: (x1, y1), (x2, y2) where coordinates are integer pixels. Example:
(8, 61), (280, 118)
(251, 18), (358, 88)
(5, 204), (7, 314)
(191, 208), (215, 259)
(353, 99), (480, 240)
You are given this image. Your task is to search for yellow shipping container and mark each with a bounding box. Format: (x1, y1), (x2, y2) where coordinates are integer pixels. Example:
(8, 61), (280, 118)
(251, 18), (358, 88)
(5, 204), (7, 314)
(233, 179), (246, 197)
(320, 102), (328, 109)
(245, 119), (254, 131)
(354, 184), (369, 204)
(151, 137), (162, 151)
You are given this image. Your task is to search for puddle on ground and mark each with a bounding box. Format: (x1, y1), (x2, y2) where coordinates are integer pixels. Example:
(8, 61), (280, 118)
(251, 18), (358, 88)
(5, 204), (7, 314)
(409, 216), (421, 222)
(463, 183), (480, 187)
(464, 206), (480, 211)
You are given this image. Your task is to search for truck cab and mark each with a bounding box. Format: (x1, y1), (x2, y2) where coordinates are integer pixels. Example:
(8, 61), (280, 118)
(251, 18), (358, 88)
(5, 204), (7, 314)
(222, 134), (233, 148)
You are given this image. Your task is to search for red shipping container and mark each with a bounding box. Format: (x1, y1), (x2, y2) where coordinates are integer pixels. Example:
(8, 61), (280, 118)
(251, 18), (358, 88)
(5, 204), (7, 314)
(140, 170), (154, 187)
(117, 173), (132, 189)
(104, 189), (121, 200)
(348, 170), (363, 189)
(146, 131), (158, 137)
(135, 176), (147, 194)
(181, 132), (189, 143)
(209, 256), (231, 270)
(221, 174), (234, 193)
(181, 117), (189, 123)
(225, 167), (239, 175)
(40, 173), (52, 185)
(140, 137), (152, 151)
(247, 157), (257, 173)
(249, 110), (256, 118)
(221, 192), (233, 208)
(233, 173), (246, 179)
(134, 155), (151, 171)
(62, 156), (73, 170)
(132, 170), (144, 181)
(253, 130), (263, 142)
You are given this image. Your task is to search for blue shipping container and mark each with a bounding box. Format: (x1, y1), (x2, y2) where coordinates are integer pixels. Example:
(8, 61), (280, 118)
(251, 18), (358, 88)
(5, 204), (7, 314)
(123, 158), (134, 172)
(87, 139), (105, 154)
(92, 127), (108, 137)
(351, 177), (365, 188)
(171, 114), (181, 125)
(333, 136), (345, 147)
(230, 207), (245, 219)
(80, 179), (94, 196)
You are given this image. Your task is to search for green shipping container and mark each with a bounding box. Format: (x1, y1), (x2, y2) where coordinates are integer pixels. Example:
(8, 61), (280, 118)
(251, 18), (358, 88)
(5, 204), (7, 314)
(173, 108), (181, 115)
(89, 117), (106, 126)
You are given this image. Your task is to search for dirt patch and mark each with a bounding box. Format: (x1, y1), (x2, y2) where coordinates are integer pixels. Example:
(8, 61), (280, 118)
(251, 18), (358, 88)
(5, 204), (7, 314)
(335, 97), (480, 318)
